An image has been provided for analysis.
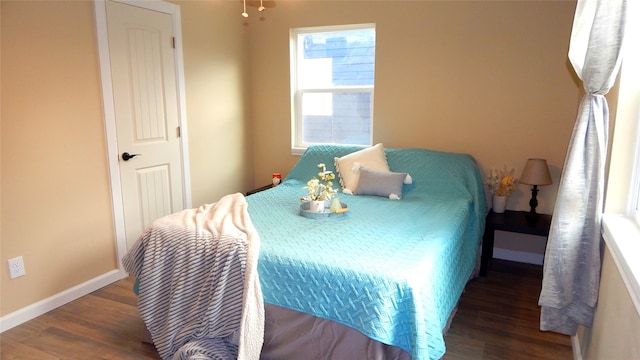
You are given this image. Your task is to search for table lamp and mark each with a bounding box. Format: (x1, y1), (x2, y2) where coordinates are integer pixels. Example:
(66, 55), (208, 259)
(519, 158), (552, 222)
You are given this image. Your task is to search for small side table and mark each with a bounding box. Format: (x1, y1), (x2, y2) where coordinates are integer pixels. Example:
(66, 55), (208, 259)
(246, 184), (273, 196)
(480, 210), (552, 276)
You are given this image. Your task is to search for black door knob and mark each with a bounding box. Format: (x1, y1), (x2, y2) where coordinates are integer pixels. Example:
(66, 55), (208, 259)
(122, 152), (141, 161)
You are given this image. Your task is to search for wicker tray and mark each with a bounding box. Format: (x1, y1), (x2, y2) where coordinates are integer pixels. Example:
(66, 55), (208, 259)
(299, 201), (348, 220)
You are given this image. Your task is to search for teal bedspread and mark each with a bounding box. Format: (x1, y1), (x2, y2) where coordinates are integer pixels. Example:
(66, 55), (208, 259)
(247, 145), (487, 360)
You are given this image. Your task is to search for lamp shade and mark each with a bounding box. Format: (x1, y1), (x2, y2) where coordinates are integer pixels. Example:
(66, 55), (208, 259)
(520, 159), (552, 186)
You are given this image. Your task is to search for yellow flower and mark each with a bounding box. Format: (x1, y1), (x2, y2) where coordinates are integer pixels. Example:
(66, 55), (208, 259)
(484, 166), (517, 196)
(501, 175), (513, 186)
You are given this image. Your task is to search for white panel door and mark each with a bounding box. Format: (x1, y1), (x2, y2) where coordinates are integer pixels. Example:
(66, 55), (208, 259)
(106, 0), (185, 249)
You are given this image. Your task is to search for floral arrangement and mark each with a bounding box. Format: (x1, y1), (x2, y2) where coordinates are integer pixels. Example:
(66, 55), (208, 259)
(485, 166), (517, 197)
(302, 163), (338, 201)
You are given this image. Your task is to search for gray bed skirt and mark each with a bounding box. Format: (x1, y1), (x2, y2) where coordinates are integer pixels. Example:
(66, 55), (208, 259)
(141, 284), (467, 359)
(139, 257), (475, 358)
(141, 304), (411, 359)
(260, 303), (411, 360)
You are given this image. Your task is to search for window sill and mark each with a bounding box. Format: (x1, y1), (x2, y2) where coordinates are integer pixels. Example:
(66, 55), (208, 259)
(291, 147), (305, 156)
(601, 214), (640, 315)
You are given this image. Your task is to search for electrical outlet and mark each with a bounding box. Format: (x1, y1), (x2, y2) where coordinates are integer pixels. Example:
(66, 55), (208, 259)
(8, 256), (26, 279)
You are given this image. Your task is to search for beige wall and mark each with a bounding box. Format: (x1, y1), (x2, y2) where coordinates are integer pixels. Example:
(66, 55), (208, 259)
(578, 248), (640, 360)
(1, 0), (252, 317)
(1, 0), (581, 325)
(1, 0), (116, 315)
(5, 3), (638, 356)
(177, 0), (253, 207)
(248, 1), (580, 215)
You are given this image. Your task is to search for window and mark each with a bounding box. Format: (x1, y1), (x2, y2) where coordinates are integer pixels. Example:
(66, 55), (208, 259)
(290, 24), (376, 154)
(622, 15), (640, 225)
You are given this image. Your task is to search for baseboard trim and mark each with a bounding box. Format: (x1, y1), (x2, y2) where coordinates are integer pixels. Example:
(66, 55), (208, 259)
(0, 269), (127, 333)
(493, 248), (544, 265)
(572, 334), (582, 360)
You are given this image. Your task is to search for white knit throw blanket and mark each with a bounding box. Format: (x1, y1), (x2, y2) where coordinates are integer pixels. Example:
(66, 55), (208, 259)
(123, 193), (264, 360)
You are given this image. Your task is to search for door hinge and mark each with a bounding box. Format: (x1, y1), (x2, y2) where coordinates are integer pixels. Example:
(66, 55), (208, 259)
(172, 37), (176, 49)
(176, 126), (181, 138)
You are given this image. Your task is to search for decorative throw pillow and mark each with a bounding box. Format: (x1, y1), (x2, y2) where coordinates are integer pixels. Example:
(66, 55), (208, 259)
(334, 143), (390, 194)
(355, 168), (410, 199)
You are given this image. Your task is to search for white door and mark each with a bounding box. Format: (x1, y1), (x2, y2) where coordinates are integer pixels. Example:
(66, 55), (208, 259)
(106, 0), (185, 249)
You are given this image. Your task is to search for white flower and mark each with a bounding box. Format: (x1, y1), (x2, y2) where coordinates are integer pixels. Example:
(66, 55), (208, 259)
(302, 163), (338, 201)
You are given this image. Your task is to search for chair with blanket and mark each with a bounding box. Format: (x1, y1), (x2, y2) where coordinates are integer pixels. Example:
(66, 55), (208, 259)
(123, 193), (264, 360)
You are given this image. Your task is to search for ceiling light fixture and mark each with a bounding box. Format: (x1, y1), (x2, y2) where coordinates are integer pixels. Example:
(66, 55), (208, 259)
(242, 0), (266, 17)
(242, 0), (248, 17)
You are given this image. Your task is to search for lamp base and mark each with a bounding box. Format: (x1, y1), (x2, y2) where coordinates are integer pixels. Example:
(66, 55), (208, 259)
(526, 211), (539, 224)
(527, 185), (540, 224)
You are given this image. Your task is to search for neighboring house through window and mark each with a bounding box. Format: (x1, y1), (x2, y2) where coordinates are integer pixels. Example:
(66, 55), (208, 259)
(290, 24), (376, 154)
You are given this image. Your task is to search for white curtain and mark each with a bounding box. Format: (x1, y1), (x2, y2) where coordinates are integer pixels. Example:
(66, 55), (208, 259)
(538, 0), (627, 335)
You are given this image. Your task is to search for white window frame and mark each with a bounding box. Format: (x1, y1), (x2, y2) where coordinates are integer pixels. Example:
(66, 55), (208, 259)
(290, 24), (376, 155)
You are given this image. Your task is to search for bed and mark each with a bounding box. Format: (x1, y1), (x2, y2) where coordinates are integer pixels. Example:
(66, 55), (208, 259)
(248, 144), (487, 360)
(127, 143), (486, 359)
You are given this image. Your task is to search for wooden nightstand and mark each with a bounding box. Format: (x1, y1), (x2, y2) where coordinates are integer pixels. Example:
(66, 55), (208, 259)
(246, 184), (273, 196)
(480, 210), (552, 276)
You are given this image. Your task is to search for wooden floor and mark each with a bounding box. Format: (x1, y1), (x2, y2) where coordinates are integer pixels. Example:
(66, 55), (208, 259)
(1, 259), (572, 359)
(442, 260), (572, 360)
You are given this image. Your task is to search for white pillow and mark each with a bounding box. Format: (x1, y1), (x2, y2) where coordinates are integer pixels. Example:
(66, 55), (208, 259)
(334, 143), (390, 194)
